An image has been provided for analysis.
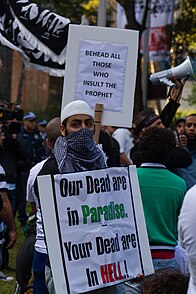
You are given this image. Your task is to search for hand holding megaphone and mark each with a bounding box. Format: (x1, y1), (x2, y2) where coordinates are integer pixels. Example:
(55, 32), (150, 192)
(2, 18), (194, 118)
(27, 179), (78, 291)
(149, 57), (195, 87)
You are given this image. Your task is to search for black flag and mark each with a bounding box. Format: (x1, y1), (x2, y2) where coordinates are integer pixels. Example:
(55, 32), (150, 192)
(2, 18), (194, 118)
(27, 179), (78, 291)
(0, 0), (70, 76)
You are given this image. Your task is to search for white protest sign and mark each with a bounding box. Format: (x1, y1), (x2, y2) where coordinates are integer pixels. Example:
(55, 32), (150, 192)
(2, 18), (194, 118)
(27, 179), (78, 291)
(62, 25), (139, 128)
(37, 166), (154, 294)
(75, 40), (127, 112)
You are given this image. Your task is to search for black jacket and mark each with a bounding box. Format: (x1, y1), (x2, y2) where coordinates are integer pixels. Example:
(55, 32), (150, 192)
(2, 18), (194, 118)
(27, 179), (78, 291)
(0, 137), (29, 183)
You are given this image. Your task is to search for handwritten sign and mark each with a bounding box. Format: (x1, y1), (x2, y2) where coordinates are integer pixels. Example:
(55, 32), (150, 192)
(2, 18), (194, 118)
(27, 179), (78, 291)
(37, 166), (154, 293)
(62, 25), (139, 128)
(75, 40), (127, 111)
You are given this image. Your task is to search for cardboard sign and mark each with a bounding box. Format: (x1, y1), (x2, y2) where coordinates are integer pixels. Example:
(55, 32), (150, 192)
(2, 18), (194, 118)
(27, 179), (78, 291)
(37, 166), (154, 294)
(61, 25), (139, 128)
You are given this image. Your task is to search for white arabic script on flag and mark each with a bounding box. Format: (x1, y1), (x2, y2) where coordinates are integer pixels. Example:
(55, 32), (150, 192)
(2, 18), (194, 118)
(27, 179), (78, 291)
(0, 0), (70, 76)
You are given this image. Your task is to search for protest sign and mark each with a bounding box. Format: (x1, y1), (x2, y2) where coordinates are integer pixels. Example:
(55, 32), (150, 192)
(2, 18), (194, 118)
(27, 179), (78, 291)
(37, 166), (154, 294)
(61, 25), (138, 128)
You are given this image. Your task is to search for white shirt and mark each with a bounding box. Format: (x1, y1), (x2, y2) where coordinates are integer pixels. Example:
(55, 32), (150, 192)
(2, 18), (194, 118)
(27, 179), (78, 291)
(26, 159), (47, 254)
(178, 184), (196, 293)
(112, 128), (133, 162)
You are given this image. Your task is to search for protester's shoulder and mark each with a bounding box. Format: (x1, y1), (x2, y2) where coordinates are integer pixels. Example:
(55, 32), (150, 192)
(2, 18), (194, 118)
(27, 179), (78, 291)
(136, 167), (146, 176)
(30, 159), (48, 176)
(166, 169), (187, 191)
(28, 159), (48, 186)
(33, 155), (59, 198)
(181, 184), (196, 209)
(179, 185), (196, 230)
(110, 136), (120, 149)
(99, 130), (111, 145)
(38, 154), (59, 176)
(113, 128), (129, 136)
(137, 167), (152, 179)
(112, 128), (129, 142)
(130, 142), (139, 153)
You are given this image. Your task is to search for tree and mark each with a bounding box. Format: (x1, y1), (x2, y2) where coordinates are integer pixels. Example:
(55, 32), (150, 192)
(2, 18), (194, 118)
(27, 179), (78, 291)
(188, 84), (196, 106)
(170, 0), (196, 64)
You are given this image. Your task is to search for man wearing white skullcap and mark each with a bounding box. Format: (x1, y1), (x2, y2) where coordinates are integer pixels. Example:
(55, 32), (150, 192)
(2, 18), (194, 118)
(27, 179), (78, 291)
(34, 100), (118, 293)
(60, 100), (94, 123)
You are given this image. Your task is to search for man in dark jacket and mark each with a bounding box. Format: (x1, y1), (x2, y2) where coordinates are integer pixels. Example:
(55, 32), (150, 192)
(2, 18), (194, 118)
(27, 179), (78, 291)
(130, 80), (192, 169)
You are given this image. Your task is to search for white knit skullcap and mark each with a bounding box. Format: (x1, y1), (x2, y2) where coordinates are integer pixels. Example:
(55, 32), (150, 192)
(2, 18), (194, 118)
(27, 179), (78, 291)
(61, 100), (94, 123)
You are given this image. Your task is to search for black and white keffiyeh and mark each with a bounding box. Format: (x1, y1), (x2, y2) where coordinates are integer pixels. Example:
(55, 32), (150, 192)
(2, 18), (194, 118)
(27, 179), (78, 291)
(0, 0), (70, 76)
(54, 128), (107, 173)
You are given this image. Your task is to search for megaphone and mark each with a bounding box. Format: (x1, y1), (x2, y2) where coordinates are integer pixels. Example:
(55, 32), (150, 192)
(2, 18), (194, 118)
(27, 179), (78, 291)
(149, 57), (195, 87)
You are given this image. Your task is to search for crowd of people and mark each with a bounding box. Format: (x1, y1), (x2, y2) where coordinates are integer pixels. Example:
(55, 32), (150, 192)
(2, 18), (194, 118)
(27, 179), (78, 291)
(0, 78), (195, 294)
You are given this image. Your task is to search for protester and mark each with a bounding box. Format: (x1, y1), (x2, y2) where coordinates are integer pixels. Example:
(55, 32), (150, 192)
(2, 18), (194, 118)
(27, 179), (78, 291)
(130, 111), (192, 170)
(118, 127), (187, 293)
(131, 112), (192, 170)
(0, 163), (17, 281)
(99, 128), (120, 167)
(35, 100), (118, 294)
(0, 125), (28, 270)
(130, 79), (193, 169)
(26, 117), (61, 294)
(0, 126), (28, 213)
(178, 184), (196, 294)
(174, 114), (196, 189)
(133, 78), (185, 138)
(104, 126), (133, 166)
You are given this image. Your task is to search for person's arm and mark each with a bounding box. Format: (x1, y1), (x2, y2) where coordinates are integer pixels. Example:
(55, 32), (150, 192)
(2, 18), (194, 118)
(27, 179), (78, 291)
(0, 191), (17, 249)
(160, 99), (180, 128)
(160, 79), (186, 128)
(169, 78), (185, 103)
(112, 129), (133, 166)
(120, 153), (132, 166)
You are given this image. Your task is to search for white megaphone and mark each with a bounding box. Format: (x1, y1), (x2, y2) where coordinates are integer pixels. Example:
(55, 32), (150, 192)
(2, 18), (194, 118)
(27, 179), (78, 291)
(149, 57), (195, 87)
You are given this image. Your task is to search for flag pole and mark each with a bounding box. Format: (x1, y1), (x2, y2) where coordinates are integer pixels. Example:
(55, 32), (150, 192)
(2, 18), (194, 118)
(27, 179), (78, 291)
(97, 0), (106, 27)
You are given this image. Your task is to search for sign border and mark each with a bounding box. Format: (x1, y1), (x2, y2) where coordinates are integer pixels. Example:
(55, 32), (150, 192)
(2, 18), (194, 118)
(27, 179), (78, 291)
(61, 25), (139, 128)
(37, 166), (154, 294)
